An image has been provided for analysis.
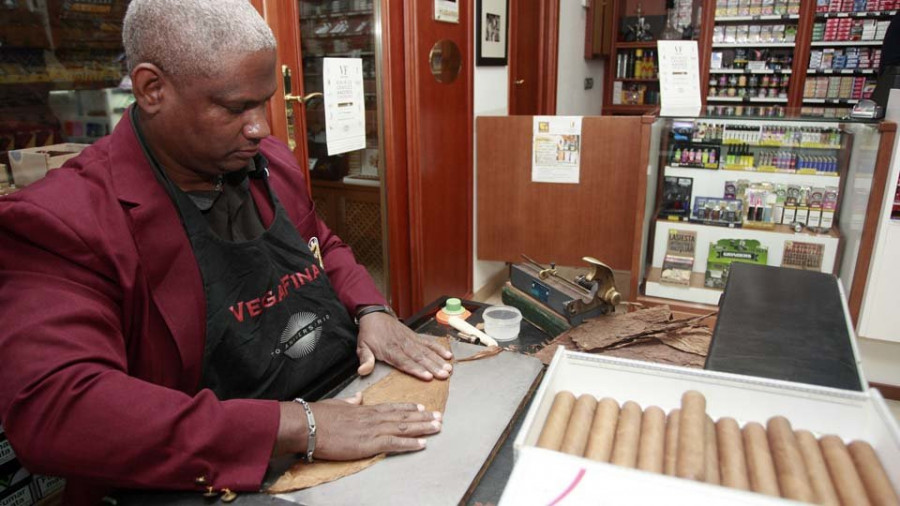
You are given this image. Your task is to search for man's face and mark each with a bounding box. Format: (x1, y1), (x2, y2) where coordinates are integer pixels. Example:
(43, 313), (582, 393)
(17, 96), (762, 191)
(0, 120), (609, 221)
(156, 49), (278, 176)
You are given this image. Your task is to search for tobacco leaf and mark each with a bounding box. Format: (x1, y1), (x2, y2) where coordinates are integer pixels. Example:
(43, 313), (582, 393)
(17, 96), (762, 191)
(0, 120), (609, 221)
(267, 337), (452, 494)
(656, 326), (713, 357)
(600, 339), (706, 368)
(568, 306), (674, 352)
(455, 346), (503, 363)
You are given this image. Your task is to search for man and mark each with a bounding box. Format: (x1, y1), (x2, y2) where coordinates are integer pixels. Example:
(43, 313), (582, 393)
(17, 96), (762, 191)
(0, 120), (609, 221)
(0, 0), (452, 503)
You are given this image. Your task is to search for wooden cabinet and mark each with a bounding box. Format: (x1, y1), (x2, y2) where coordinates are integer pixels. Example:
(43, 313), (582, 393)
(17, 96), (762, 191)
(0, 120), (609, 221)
(312, 180), (386, 295)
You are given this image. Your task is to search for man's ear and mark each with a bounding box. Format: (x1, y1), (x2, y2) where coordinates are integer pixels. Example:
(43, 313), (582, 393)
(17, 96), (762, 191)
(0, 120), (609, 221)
(131, 63), (167, 114)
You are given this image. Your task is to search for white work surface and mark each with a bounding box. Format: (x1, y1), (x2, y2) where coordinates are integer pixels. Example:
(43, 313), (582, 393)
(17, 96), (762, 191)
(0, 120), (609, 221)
(265, 341), (544, 505)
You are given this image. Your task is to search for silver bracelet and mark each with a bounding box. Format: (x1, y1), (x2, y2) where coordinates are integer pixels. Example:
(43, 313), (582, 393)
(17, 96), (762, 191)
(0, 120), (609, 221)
(293, 398), (316, 463)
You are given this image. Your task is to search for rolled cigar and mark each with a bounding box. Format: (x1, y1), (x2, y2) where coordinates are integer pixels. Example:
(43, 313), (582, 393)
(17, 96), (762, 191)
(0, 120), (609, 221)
(717, 417), (750, 490)
(705, 415), (720, 485)
(820, 435), (871, 506)
(767, 416), (814, 502)
(560, 394), (598, 456)
(610, 401), (643, 468)
(664, 409), (680, 476)
(848, 440), (899, 506)
(743, 422), (781, 497)
(637, 406), (666, 473)
(796, 430), (840, 506)
(676, 390), (707, 481)
(536, 391), (576, 451)
(585, 397), (620, 462)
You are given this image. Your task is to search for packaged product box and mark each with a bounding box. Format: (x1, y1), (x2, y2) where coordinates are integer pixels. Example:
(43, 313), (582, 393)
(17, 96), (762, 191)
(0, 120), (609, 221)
(783, 184), (800, 223)
(821, 186), (839, 229)
(762, 0), (775, 14)
(7, 143), (88, 187)
(750, 0), (763, 15)
(739, 0), (751, 15)
(705, 238), (769, 289)
(807, 187), (825, 228)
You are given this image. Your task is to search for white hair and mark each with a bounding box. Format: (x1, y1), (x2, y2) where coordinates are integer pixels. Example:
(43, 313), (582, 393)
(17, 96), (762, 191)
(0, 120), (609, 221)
(123, 0), (276, 78)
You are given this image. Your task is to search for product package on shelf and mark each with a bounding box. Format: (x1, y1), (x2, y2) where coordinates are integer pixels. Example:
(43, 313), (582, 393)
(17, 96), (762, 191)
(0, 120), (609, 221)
(692, 197), (744, 228)
(660, 176), (694, 219)
(705, 238), (768, 289)
(660, 229), (697, 286)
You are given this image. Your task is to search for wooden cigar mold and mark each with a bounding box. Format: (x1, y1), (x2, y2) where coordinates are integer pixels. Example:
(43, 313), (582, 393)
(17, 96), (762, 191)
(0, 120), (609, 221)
(534, 390), (899, 504)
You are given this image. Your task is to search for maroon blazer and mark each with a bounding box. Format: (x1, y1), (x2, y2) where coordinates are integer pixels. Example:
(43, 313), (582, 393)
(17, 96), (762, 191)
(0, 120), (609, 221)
(0, 114), (386, 504)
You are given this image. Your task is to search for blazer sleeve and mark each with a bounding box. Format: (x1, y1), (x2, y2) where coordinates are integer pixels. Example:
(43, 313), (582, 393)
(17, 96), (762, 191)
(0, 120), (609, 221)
(261, 138), (388, 314)
(0, 199), (279, 493)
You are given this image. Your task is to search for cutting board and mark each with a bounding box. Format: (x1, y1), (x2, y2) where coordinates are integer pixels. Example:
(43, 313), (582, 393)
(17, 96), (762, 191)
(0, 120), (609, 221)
(263, 340), (544, 505)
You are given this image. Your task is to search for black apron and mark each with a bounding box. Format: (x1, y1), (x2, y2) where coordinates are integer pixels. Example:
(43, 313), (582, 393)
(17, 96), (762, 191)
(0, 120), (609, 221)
(134, 117), (357, 400)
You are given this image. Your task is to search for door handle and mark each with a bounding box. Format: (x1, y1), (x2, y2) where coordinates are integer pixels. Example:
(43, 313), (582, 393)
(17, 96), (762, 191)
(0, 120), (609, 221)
(286, 92), (324, 104)
(515, 79), (525, 85)
(281, 65), (325, 151)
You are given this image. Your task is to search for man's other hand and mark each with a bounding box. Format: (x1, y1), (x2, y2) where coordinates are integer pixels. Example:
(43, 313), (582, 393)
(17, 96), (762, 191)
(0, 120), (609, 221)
(356, 312), (453, 380)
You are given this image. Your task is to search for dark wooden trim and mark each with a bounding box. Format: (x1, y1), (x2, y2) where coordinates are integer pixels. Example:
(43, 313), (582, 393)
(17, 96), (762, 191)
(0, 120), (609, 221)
(871, 382), (900, 401)
(381, 0), (414, 318)
(789, 0), (817, 108)
(848, 123), (897, 325)
(466, 0), (477, 301)
(601, 0), (622, 114)
(538, 0), (559, 114)
(507, 0), (518, 115)
(628, 115), (655, 302)
(508, 0), (559, 115)
(698, 0), (717, 106)
(258, 0), (311, 193)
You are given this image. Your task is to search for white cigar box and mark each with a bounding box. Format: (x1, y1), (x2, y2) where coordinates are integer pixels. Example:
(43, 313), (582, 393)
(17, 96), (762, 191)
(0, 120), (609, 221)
(505, 349), (900, 504)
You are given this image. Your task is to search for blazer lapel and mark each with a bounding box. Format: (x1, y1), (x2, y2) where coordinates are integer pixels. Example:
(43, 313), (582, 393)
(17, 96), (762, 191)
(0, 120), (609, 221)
(108, 112), (206, 388)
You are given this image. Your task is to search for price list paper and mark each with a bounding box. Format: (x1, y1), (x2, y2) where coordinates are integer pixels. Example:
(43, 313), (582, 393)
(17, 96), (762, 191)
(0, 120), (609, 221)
(323, 57), (366, 156)
(531, 116), (583, 184)
(658, 41), (702, 117)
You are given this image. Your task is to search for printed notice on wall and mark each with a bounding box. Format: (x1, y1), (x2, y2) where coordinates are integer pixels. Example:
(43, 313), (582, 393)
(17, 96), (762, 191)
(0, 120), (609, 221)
(657, 41), (702, 117)
(323, 57), (366, 156)
(434, 0), (459, 23)
(532, 116), (582, 184)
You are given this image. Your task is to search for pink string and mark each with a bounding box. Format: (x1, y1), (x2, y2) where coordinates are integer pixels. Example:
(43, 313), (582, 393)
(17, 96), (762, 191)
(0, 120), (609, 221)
(547, 468), (586, 506)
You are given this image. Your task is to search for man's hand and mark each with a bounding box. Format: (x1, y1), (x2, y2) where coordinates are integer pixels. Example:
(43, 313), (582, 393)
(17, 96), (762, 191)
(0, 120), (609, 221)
(274, 394), (443, 460)
(356, 312), (453, 381)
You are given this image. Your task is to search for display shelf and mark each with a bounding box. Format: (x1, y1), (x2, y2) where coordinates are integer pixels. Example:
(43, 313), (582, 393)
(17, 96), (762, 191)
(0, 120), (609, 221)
(714, 14), (801, 21)
(302, 9), (374, 20)
(706, 96), (789, 103)
(709, 68), (792, 74)
(806, 68), (877, 75)
(802, 98), (860, 104)
(815, 9), (897, 18)
(648, 219), (840, 305)
(615, 77), (659, 82)
(645, 268), (724, 305)
(605, 104), (658, 113)
(711, 42), (796, 48)
(303, 51), (375, 58)
(615, 41), (658, 49)
(665, 165), (841, 186)
(810, 39), (885, 46)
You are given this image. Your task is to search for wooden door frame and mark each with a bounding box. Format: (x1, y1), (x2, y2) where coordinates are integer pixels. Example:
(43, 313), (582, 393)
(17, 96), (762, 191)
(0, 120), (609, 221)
(255, 0), (417, 316)
(508, 0), (559, 115)
(380, 0), (415, 317)
(256, 0), (312, 193)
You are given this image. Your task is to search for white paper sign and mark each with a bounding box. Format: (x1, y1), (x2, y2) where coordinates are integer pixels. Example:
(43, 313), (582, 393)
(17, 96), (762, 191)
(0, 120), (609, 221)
(435, 0), (459, 23)
(657, 41), (702, 117)
(532, 116), (582, 184)
(323, 57), (366, 156)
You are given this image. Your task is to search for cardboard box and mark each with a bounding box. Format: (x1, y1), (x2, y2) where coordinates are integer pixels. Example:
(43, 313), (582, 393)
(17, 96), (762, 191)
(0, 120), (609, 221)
(7, 143), (88, 187)
(506, 349), (900, 505)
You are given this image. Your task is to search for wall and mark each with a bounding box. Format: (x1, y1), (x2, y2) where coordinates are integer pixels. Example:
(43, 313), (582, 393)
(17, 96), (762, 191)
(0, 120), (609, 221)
(472, 61), (509, 293)
(555, 2), (605, 116)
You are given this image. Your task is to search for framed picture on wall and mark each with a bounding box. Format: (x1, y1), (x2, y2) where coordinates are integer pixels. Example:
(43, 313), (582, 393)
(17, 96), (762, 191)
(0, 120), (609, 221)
(476, 0), (508, 66)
